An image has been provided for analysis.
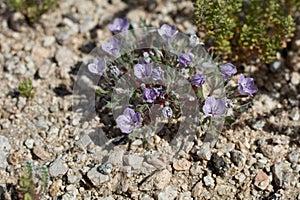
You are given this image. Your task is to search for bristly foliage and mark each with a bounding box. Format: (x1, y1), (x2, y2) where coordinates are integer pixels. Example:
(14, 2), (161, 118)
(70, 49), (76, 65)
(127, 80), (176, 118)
(194, 0), (299, 64)
(18, 79), (34, 100)
(18, 162), (49, 200)
(4, 0), (58, 22)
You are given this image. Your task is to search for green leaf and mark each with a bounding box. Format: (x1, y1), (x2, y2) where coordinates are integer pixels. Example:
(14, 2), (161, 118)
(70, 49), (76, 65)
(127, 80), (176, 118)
(95, 88), (109, 96)
(105, 101), (119, 109)
(225, 116), (235, 125)
(197, 86), (205, 100)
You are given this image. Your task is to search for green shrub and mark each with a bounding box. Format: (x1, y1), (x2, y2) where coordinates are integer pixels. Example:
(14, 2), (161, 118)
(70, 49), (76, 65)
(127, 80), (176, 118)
(194, 0), (299, 63)
(4, 0), (58, 22)
(18, 162), (49, 200)
(18, 79), (34, 100)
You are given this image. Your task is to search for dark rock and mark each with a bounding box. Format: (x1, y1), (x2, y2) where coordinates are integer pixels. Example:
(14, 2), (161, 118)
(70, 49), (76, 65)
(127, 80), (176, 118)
(208, 153), (229, 176)
(79, 41), (96, 54)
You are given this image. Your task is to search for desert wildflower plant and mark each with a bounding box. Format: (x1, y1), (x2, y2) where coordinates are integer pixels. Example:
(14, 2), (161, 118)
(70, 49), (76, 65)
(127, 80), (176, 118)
(18, 79), (34, 100)
(194, 0), (299, 63)
(73, 19), (257, 171)
(18, 162), (49, 200)
(4, 0), (58, 22)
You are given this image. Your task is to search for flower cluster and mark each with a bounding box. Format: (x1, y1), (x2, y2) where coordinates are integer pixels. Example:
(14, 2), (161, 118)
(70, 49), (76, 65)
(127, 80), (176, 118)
(87, 19), (258, 136)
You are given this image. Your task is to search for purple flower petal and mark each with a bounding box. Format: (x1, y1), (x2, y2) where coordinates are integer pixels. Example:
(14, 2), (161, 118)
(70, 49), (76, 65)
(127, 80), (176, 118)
(108, 18), (129, 34)
(102, 37), (121, 57)
(88, 57), (107, 75)
(134, 63), (152, 80)
(158, 24), (178, 41)
(143, 88), (160, 103)
(116, 108), (142, 134)
(116, 115), (133, 133)
(190, 73), (205, 87)
(152, 67), (164, 81)
(219, 63), (237, 79)
(162, 106), (173, 119)
(238, 74), (258, 96)
(110, 65), (120, 76)
(203, 96), (226, 117)
(178, 53), (194, 67)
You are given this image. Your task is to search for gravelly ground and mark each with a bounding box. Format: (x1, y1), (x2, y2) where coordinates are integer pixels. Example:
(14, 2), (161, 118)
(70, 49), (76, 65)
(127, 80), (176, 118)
(0, 0), (299, 199)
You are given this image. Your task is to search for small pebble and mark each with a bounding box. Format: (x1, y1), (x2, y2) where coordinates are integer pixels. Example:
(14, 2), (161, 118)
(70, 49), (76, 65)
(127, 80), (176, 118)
(173, 158), (191, 171)
(24, 139), (34, 149)
(203, 175), (215, 188)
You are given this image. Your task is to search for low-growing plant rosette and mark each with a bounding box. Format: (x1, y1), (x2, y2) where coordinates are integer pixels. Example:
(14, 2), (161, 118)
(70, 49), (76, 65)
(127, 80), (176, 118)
(73, 19), (258, 164)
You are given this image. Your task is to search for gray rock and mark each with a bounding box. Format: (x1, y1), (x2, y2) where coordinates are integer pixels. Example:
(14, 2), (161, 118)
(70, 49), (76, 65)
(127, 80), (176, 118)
(71, 119), (80, 126)
(156, 185), (177, 200)
(55, 46), (76, 67)
(35, 117), (49, 131)
(288, 151), (299, 164)
(17, 97), (27, 110)
(124, 154), (144, 170)
(67, 169), (82, 184)
(49, 104), (59, 113)
(87, 166), (109, 186)
(97, 162), (113, 175)
(107, 149), (125, 167)
(145, 154), (167, 169)
(0, 151), (8, 169)
(269, 61), (282, 72)
(272, 162), (292, 188)
(79, 15), (97, 33)
(231, 150), (246, 169)
(203, 175), (215, 188)
(54, 28), (73, 45)
(49, 158), (68, 177)
(178, 191), (192, 200)
(0, 136), (11, 151)
(24, 139), (34, 149)
(291, 72), (300, 85)
(75, 134), (92, 149)
(1, 120), (10, 129)
(99, 196), (114, 200)
(196, 142), (211, 161)
(255, 153), (268, 168)
(290, 108), (300, 121)
(62, 189), (78, 200)
(38, 60), (55, 79)
(43, 36), (56, 47)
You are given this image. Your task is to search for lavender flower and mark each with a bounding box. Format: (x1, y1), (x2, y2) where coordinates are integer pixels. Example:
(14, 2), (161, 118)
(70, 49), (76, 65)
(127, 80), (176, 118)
(152, 67), (164, 80)
(162, 106), (173, 119)
(110, 65), (120, 77)
(219, 63), (237, 79)
(88, 57), (107, 75)
(158, 24), (178, 41)
(102, 37), (121, 57)
(190, 73), (205, 87)
(178, 53), (194, 67)
(238, 74), (258, 96)
(203, 96), (226, 117)
(134, 63), (152, 79)
(116, 108), (141, 133)
(143, 88), (160, 103)
(108, 18), (129, 34)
